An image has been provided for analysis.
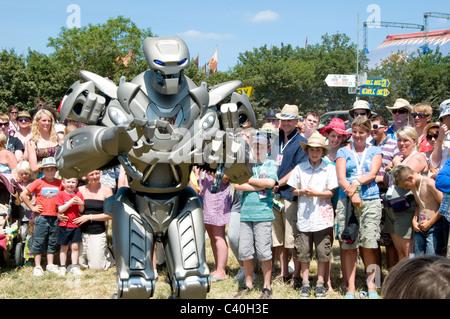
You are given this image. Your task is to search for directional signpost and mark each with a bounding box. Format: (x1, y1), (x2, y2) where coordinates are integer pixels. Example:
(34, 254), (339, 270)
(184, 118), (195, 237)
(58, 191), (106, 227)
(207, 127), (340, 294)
(360, 78), (390, 97)
(325, 74), (356, 87)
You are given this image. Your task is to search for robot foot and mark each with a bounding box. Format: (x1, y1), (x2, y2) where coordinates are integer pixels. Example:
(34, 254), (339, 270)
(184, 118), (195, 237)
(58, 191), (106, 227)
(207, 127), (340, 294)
(116, 276), (155, 299)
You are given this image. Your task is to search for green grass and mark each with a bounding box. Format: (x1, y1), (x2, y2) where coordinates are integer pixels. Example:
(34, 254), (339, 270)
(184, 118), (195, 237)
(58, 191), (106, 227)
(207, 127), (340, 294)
(0, 237), (385, 299)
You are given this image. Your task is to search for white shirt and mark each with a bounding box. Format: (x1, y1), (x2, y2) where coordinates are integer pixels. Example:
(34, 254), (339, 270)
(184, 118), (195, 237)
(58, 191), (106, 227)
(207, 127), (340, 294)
(287, 160), (338, 232)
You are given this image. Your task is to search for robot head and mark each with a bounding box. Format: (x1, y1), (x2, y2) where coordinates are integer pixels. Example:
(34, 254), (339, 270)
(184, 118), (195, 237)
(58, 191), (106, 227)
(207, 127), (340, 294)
(143, 36), (190, 95)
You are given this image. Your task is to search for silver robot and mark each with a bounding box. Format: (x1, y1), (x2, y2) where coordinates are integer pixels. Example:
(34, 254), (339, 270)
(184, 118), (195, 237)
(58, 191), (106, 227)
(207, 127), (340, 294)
(55, 36), (256, 299)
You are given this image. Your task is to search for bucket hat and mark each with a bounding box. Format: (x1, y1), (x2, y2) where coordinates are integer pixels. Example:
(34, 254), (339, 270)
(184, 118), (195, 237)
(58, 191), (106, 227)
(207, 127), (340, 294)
(349, 100), (371, 118)
(264, 109), (278, 120)
(40, 157), (57, 169)
(439, 99), (450, 120)
(319, 118), (352, 142)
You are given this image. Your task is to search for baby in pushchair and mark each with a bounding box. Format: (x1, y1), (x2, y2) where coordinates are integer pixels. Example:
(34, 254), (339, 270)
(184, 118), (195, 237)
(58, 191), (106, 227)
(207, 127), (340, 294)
(9, 161), (36, 265)
(0, 172), (19, 264)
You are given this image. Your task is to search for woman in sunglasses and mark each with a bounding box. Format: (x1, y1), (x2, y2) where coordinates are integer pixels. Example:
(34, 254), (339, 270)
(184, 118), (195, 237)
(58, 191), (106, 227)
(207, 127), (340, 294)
(412, 102), (433, 153)
(15, 111), (33, 146)
(422, 123), (440, 177)
(385, 98), (413, 141)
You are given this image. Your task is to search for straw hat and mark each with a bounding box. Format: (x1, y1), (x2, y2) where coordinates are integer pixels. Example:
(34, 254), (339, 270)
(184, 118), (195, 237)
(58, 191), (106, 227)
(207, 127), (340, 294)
(423, 122), (440, 137)
(349, 100), (371, 118)
(40, 157), (57, 169)
(300, 132), (330, 155)
(319, 118), (352, 142)
(260, 123), (277, 133)
(275, 104), (300, 120)
(386, 98), (413, 113)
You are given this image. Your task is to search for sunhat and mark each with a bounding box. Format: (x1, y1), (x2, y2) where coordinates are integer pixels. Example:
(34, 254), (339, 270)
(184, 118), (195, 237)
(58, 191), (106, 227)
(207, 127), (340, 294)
(439, 99), (450, 120)
(319, 118), (352, 142)
(264, 109), (278, 120)
(275, 104), (300, 120)
(17, 111), (32, 119)
(349, 100), (371, 118)
(423, 122), (440, 137)
(300, 132), (330, 155)
(260, 123), (277, 134)
(251, 134), (271, 146)
(40, 157), (57, 169)
(386, 98), (413, 113)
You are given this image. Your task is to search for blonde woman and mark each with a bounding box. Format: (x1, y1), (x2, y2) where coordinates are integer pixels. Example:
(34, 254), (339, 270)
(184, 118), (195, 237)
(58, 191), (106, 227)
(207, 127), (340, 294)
(383, 126), (428, 264)
(335, 116), (382, 299)
(25, 109), (59, 175)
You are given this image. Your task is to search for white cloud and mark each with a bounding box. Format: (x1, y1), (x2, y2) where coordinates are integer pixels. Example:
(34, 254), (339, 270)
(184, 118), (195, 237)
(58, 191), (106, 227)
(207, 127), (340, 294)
(179, 29), (234, 39)
(251, 10), (280, 23)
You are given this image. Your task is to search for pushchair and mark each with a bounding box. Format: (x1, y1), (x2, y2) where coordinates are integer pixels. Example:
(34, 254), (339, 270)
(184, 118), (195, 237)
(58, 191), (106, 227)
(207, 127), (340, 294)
(0, 173), (27, 266)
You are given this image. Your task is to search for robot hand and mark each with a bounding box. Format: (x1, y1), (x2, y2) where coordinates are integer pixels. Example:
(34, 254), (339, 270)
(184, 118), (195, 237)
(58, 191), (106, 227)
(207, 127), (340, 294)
(55, 124), (136, 178)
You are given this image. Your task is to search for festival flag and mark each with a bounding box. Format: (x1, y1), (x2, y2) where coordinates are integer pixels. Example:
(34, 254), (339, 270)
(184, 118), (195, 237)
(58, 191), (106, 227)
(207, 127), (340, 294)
(207, 47), (218, 74)
(305, 37), (308, 49)
(194, 54), (199, 69)
(115, 50), (134, 67)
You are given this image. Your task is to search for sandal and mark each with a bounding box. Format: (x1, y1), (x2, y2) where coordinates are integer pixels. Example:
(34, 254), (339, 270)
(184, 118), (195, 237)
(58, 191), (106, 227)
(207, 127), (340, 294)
(368, 290), (379, 299)
(260, 288), (272, 299)
(234, 286), (252, 299)
(344, 292), (355, 299)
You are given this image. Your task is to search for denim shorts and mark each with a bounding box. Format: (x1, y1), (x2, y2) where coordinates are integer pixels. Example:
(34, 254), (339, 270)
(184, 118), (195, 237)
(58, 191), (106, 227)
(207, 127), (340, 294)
(31, 215), (60, 255)
(239, 221), (272, 261)
(414, 218), (445, 256)
(57, 226), (83, 246)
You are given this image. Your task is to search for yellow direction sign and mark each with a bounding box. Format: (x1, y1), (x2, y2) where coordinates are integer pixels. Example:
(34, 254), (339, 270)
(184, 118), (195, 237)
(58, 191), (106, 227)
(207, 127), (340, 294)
(237, 87), (254, 98)
(364, 79), (390, 88)
(360, 87), (390, 97)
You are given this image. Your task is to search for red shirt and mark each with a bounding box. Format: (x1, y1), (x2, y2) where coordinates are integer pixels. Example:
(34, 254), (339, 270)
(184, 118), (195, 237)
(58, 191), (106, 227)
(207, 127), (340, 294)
(26, 178), (63, 216)
(56, 190), (84, 228)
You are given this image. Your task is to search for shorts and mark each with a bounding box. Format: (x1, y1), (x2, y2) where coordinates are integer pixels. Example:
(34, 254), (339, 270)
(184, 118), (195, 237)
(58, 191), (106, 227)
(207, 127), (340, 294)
(271, 199), (297, 249)
(383, 202), (416, 239)
(336, 197), (382, 250)
(30, 214), (60, 255)
(294, 228), (332, 262)
(239, 221), (272, 262)
(57, 226), (82, 246)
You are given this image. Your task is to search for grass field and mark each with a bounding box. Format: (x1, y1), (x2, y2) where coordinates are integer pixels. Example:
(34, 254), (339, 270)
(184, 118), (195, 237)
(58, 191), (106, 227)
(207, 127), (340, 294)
(0, 235), (385, 299)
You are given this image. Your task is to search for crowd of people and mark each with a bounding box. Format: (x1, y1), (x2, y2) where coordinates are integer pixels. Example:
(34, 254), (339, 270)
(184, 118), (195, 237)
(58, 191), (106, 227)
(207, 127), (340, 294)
(1, 96), (450, 300)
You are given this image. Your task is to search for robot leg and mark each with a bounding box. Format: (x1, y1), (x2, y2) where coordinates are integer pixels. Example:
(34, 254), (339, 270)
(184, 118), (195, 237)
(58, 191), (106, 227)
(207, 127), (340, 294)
(163, 188), (211, 299)
(106, 187), (156, 299)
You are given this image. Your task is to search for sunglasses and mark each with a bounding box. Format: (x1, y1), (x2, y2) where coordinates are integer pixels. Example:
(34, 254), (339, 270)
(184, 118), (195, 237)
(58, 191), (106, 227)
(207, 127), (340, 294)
(392, 109), (408, 115)
(412, 112), (429, 119)
(9, 111), (18, 114)
(354, 112), (367, 117)
(18, 117), (30, 122)
(427, 133), (439, 140)
(372, 124), (385, 130)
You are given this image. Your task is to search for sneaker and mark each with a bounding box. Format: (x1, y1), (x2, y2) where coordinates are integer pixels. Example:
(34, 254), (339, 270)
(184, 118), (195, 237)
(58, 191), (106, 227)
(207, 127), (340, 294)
(33, 266), (44, 277)
(46, 264), (60, 275)
(59, 266), (67, 277)
(260, 288), (272, 299)
(234, 267), (245, 281)
(315, 285), (327, 298)
(300, 285), (311, 298)
(68, 264), (83, 276)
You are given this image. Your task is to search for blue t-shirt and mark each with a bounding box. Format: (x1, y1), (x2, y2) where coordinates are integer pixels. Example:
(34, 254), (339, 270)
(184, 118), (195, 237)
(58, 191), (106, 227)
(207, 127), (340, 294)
(275, 130), (308, 201)
(336, 144), (382, 200)
(241, 159), (278, 222)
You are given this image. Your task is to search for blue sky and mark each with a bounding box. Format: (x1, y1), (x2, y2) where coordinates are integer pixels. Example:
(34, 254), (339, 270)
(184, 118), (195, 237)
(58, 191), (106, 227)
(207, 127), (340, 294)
(1, 0), (448, 72)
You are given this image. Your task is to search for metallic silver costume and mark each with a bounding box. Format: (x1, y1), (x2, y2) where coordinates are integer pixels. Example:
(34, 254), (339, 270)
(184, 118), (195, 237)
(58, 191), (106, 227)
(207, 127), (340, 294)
(55, 36), (256, 299)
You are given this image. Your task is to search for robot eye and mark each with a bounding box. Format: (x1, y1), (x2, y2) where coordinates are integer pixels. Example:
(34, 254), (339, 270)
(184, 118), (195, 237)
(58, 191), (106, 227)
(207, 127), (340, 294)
(154, 60), (165, 66)
(177, 58), (187, 65)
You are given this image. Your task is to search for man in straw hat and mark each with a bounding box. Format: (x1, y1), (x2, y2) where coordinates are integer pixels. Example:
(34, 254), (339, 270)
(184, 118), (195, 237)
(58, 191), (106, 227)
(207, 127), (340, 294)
(271, 104), (308, 286)
(385, 98), (413, 141)
(287, 132), (338, 298)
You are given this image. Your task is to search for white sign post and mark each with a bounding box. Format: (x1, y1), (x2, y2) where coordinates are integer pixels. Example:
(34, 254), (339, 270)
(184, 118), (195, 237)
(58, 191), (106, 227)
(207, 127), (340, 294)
(325, 74), (356, 87)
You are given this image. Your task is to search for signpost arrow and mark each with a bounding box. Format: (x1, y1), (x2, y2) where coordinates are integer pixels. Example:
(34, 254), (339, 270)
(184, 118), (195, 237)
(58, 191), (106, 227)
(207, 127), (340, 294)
(364, 78), (390, 88)
(325, 74), (356, 87)
(360, 87), (390, 97)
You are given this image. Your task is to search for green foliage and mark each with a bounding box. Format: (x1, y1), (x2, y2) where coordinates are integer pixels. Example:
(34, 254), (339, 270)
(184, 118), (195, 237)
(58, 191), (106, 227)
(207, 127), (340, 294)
(0, 16), (447, 126)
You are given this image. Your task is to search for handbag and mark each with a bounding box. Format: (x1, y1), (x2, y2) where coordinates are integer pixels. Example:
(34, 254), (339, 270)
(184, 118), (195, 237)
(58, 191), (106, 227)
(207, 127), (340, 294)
(340, 198), (359, 244)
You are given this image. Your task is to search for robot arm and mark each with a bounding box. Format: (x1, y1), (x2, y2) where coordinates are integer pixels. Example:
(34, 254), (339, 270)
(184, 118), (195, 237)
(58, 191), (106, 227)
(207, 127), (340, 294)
(55, 123), (137, 178)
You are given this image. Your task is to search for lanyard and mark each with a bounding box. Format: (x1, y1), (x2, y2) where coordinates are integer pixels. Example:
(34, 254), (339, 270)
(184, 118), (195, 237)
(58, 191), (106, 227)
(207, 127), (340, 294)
(280, 131), (298, 154)
(351, 143), (368, 176)
(253, 161), (267, 179)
